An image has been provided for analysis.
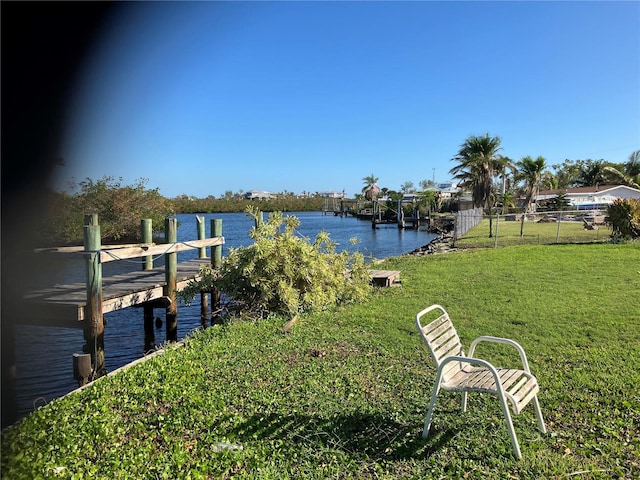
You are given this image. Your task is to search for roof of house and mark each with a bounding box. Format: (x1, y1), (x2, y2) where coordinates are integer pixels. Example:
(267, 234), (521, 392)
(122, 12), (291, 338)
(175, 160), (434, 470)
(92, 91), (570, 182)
(537, 185), (640, 196)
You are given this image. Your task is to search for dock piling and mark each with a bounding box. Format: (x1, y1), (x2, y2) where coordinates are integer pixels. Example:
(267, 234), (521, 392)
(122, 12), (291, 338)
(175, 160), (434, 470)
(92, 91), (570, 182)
(142, 219), (156, 350)
(73, 353), (92, 387)
(211, 219), (223, 323)
(164, 218), (178, 342)
(197, 216), (209, 326)
(141, 219), (153, 270)
(83, 213), (106, 378)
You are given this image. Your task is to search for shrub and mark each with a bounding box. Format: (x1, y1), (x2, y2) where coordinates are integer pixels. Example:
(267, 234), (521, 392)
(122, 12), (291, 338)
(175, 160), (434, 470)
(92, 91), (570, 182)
(181, 208), (371, 318)
(607, 198), (640, 241)
(38, 177), (174, 245)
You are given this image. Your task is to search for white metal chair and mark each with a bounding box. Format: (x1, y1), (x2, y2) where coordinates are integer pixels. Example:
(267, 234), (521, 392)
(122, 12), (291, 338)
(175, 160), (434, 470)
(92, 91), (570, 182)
(415, 304), (546, 459)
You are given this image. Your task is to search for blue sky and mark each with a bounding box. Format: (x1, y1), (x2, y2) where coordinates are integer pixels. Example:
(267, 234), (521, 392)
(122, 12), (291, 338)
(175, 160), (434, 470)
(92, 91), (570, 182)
(58, 1), (640, 198)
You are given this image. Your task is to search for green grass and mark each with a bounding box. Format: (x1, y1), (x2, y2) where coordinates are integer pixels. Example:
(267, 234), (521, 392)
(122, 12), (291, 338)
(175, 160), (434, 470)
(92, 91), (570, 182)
(2, 243), (639, 479)
(455, 218), (612, 248)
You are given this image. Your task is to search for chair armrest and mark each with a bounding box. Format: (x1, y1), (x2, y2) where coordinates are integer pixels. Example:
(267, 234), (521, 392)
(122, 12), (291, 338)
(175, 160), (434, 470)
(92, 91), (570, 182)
(439, 354), (499, 374)
(468, 336), (532, 373)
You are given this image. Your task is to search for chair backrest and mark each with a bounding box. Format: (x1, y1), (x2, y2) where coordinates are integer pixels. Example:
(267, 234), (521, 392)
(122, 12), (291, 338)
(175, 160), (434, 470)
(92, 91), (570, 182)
(416, 305), (465, 383)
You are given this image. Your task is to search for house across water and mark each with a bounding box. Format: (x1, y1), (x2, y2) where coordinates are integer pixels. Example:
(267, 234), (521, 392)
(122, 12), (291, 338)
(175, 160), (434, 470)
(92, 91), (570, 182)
(535, 185), (640, 210)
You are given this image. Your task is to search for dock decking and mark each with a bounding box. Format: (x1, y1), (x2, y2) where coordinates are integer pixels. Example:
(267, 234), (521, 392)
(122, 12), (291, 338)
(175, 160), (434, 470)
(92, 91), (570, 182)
(21, 258), (211, 329)
(22, 261), (402, 329)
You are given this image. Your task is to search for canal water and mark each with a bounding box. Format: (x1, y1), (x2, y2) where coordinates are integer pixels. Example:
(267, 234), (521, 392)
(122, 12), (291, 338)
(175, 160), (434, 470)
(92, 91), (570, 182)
(13, 212), (437, 419)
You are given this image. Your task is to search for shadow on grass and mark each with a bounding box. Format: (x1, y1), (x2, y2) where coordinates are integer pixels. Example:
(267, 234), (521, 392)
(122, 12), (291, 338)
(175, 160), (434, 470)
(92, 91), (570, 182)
(222, 409), (457, 460)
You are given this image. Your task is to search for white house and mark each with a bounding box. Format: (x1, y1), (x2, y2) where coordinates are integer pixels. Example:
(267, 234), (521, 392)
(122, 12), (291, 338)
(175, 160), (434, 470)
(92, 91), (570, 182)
(535, 185), (640, 210)
(244, 190), (276, 200)
(435, 182), (460, 199)
(319, 190), (345, 199)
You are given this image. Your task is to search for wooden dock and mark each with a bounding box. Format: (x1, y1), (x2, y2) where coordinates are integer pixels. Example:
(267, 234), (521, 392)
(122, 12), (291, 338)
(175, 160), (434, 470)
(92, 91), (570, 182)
(23, 262), (403, 328)
(15, 214), (225, 384)
(21, 258), (212, 329)
(17, 213), (402, 389)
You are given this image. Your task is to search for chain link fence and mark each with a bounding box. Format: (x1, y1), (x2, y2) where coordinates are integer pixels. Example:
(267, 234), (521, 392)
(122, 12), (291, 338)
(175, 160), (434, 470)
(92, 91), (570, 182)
(452, 208), (612, 248)
(453, 207), (483, 241)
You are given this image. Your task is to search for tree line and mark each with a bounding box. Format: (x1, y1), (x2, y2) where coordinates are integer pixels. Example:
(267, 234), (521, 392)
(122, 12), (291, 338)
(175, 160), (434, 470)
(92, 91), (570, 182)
(38, 178), (333, 246)
(363, 134), (638, 238)
(37, 136), (639, 246)
(362, 136), (639, 212)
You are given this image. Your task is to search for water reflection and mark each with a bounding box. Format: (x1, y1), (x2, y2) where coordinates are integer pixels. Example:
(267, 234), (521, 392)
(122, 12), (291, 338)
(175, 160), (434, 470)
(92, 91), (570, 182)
(14, 212), (436, 419)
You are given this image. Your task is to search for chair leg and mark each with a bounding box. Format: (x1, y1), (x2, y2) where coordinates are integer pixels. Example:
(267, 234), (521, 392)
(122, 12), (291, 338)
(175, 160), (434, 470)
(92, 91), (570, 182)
(461, 392), (468, 412)
(422, 380), (442, 439)
(532, 395), (547, 434)
(497, 393), (522, 459)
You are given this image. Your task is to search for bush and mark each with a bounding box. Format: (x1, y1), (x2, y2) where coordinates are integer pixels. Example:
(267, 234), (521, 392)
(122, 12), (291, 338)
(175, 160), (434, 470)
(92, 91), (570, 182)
(38, 177), (174, 245)
(181, 208), (371, 318)
(607, 198), (640, 240)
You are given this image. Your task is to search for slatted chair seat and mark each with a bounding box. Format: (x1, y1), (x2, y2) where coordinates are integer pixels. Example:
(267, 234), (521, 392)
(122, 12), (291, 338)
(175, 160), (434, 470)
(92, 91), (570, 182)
(446, 367), (539, 415)
(415, 304), (546, 459)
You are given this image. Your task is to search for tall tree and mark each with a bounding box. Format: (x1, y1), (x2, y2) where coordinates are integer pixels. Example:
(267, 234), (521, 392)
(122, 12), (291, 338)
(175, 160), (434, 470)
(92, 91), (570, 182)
(602, 150), (640, 188)
(552, 159), (583, 188)
(419, 179), (435, 190)
(362, 174), (380, 200)
(576, 160), (611, 187)
(516, 156), (547, 212)
(449, 133), (504, 237)
(540, 171), (558, 191)
(400, 181), (415, 193)
(627, 150), (640, 179)
(602, 165), (640, 189)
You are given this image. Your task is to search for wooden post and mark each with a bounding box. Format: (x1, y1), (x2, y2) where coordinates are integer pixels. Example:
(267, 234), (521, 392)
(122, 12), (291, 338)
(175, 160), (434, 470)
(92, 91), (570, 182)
(211, 219), (222, 324)
(141, 218), (153, 270)
(211, 218), (222, 269)
(73, 353), (92, 387)
(371, 200), (377, 229)
(143, 305), (155, 352)
(141, 218), (155, 349)
(164, 217), (178, 342)
(83, 213), (106, 378)
(197, 216), (209, 327)
(196, 216), (206, 259)
(253, 211), (263, 229)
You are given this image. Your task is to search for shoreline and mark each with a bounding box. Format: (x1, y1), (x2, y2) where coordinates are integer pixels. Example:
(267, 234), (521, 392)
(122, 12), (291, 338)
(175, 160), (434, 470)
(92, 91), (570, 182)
(408, 232), (456, 255)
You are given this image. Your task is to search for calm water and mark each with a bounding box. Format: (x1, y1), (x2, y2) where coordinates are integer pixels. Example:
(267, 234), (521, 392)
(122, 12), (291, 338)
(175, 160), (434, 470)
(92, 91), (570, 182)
(14, 212), (436, 418)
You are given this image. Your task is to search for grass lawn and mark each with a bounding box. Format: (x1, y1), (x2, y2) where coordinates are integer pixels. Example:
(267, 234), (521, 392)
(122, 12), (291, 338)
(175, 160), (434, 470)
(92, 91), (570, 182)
(454, 218), (611, 249)
(2, 242), (639, 479)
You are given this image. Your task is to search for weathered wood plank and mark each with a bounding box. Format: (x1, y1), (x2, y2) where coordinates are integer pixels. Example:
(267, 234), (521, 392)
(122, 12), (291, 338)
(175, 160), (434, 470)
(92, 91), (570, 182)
(20, 259), (210, 328)
(368, 270), (401, 287)
(33, 238), (225, 263)
(98, 238), (224, 263)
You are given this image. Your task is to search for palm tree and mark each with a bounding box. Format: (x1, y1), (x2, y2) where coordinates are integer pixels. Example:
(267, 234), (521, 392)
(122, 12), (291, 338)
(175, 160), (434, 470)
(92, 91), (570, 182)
(540, 171), (558, 191)
(627, 150), (640, 179)
(601, 150), (640, 188)
(601, 166), (640, 189)
(576, 160), (617, 187)
(497, 191), (516, 214)
(516, 156), (547, 213)
(450, 133), (503, 237)
(362, 174), (379, 200)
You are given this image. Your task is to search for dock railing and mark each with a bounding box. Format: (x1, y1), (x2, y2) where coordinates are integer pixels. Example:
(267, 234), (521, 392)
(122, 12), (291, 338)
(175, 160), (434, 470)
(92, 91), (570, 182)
(26, 215), (224, 386)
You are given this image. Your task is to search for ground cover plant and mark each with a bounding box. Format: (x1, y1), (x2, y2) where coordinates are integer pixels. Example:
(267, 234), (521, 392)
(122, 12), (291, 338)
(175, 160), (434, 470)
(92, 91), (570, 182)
(2, 243), (638, 478)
